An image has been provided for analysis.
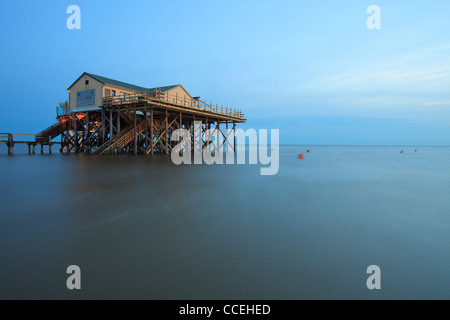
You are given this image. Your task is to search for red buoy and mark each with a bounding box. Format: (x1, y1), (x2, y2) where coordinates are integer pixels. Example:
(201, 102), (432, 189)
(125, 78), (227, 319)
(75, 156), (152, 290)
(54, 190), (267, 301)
(307, 149), (310, 153)
(298, 154), (305, 159)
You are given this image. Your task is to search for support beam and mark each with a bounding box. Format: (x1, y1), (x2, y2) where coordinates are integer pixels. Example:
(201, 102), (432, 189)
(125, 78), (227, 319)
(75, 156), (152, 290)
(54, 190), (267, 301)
(144, 106), (148, 153)
(117, 109), (121, 134)
(165, 109), (168, 154)
(85, 111), (90, 153)
(233, 122), (236, 151)
(226, 122), (229, 153)
(101, 109), (106, 143)
(7, 134), (13, 155)
(150, 109), (154, 155)
(109, 111), (113, 141)
(73, 117), (79, 153)
(134, 107), (137, 155)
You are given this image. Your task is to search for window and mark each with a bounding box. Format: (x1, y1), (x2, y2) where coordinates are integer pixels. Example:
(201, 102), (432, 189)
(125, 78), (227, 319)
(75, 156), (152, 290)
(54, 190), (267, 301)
(112, 90), (116, 96)
(85, 80), (89, 85)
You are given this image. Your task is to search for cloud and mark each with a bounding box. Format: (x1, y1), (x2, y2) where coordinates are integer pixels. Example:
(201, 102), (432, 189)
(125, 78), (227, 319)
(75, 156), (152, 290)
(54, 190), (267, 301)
(301, 46), (450, 94)
(423, 101), (450, 106)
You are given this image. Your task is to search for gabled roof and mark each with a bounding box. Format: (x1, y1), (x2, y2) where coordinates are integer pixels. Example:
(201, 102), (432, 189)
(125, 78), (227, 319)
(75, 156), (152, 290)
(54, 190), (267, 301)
(85, 73), (151, 93)
(67, 72), (182, 94)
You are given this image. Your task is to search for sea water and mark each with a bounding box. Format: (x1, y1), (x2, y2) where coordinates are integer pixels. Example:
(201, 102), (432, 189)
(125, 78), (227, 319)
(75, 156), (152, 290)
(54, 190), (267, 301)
(0, 145), (449, 299)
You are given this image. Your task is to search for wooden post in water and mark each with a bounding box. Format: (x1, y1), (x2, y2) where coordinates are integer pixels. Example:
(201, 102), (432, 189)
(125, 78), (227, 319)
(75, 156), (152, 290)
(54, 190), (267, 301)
(109, 111), (113, 141)
(217, 120), (221, 153)
(179, 112), (183, 156)
(233, 122), (236, 152)
(226, 121), (229, 153)
(73, 116), (78, 153)
(101, 109), (105, 144)
(134, 107), (137, 155)
(85, 111), (90, 153)
(117, 109), (121, 134)
(150, 109), (154, 155)
(144, 106), (148, 153)
(165, 109), (168, 154)
(7, 134), (14, 155)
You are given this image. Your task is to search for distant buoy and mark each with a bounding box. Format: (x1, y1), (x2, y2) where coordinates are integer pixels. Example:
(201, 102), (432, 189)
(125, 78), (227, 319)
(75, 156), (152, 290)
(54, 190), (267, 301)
(298, 154), (305, 159)
(307, 149), (310, 153)
(400, 150), (404, 154)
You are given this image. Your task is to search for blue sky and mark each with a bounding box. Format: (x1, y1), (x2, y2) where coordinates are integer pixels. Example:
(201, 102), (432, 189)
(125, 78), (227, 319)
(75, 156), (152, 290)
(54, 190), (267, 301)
(0, 0), (449, 145)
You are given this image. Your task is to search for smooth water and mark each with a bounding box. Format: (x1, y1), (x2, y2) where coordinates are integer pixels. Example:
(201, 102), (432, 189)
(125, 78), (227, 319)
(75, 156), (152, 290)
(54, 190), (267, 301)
(0, 145), (449, 299)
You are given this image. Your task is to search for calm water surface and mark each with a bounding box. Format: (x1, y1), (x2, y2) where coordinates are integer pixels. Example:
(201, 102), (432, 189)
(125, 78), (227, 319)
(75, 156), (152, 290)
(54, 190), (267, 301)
(0, 145), (449, 299)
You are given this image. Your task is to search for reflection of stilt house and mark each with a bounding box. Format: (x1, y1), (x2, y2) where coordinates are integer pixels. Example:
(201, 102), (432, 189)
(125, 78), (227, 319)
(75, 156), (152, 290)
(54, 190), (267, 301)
(35, 72), (246, 154)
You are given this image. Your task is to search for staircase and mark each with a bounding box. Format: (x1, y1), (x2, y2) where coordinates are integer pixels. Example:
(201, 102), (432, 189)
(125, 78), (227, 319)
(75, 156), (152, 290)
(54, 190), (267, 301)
(94, 119), (149, 155)
(120, 111), (137, 124)
(35, 119), (70, 143)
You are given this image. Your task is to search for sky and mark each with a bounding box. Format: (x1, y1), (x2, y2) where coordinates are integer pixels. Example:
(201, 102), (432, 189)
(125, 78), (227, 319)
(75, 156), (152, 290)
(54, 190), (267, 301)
(0, 0), (449, 145)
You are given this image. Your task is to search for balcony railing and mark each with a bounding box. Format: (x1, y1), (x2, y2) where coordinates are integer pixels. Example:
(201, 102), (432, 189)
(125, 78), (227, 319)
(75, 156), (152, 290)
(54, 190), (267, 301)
(103, 91), (245, 119)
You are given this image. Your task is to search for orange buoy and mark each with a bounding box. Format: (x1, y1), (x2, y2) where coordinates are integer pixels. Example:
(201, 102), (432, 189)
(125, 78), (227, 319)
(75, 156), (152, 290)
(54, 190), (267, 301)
(298, 154), (305, 159)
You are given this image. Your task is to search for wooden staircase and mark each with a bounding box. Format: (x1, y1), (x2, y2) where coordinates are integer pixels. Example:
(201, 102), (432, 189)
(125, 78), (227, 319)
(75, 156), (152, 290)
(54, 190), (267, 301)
(35, 119), (70, 144)
(94, 119), (148, 155)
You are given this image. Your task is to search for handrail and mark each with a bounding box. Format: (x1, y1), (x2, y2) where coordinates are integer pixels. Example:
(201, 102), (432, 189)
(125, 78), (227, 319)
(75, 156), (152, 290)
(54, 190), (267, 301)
(102, 91), (245, 119)
(0, 133), (36, 136)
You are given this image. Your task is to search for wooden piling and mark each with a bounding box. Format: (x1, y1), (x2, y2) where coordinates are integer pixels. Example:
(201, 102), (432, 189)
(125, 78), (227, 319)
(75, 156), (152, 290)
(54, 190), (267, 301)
(165, 109), (168, 154)
(85, 111), (90, 153)
(150, 109), (154, 155)
(134, 107), (137, 155)
(7, 134), (14, 155)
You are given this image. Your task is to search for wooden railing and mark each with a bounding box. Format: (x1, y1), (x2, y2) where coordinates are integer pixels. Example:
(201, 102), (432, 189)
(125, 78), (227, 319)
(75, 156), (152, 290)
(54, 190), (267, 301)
(102, 91), (245, 119)
(0, 133), (37, 143)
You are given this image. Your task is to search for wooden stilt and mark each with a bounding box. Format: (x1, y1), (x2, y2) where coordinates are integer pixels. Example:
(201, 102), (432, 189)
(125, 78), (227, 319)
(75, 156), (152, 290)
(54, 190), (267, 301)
(226, 121), (229, 153)
(7, 134), (14, 155)
(85, 111), (90, 153)
(109, 111), (113, 141)
(165, 109), (168, 154)
(101, 109), (106, 144)
(134, 107), (137, 155)
(233, 122), (236, 151)
(73, 117), (78, 153)
(150, 109), (154, 155)
(144, 106), (148, 153)
(117, 109), (121, 134)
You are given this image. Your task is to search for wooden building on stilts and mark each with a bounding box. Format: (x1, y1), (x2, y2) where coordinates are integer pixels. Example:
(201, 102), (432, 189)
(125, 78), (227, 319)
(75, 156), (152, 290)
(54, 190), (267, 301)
(0, 73), (246, 155)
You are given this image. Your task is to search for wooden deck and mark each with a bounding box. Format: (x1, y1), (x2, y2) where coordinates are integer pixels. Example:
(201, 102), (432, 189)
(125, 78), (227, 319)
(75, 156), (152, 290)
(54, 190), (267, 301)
(0, 133), (61, 155)
(102, 90), (246, 123)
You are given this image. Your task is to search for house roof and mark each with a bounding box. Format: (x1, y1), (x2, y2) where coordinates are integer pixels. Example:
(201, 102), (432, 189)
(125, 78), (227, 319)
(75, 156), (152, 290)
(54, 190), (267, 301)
(67, 72), (182, 94)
